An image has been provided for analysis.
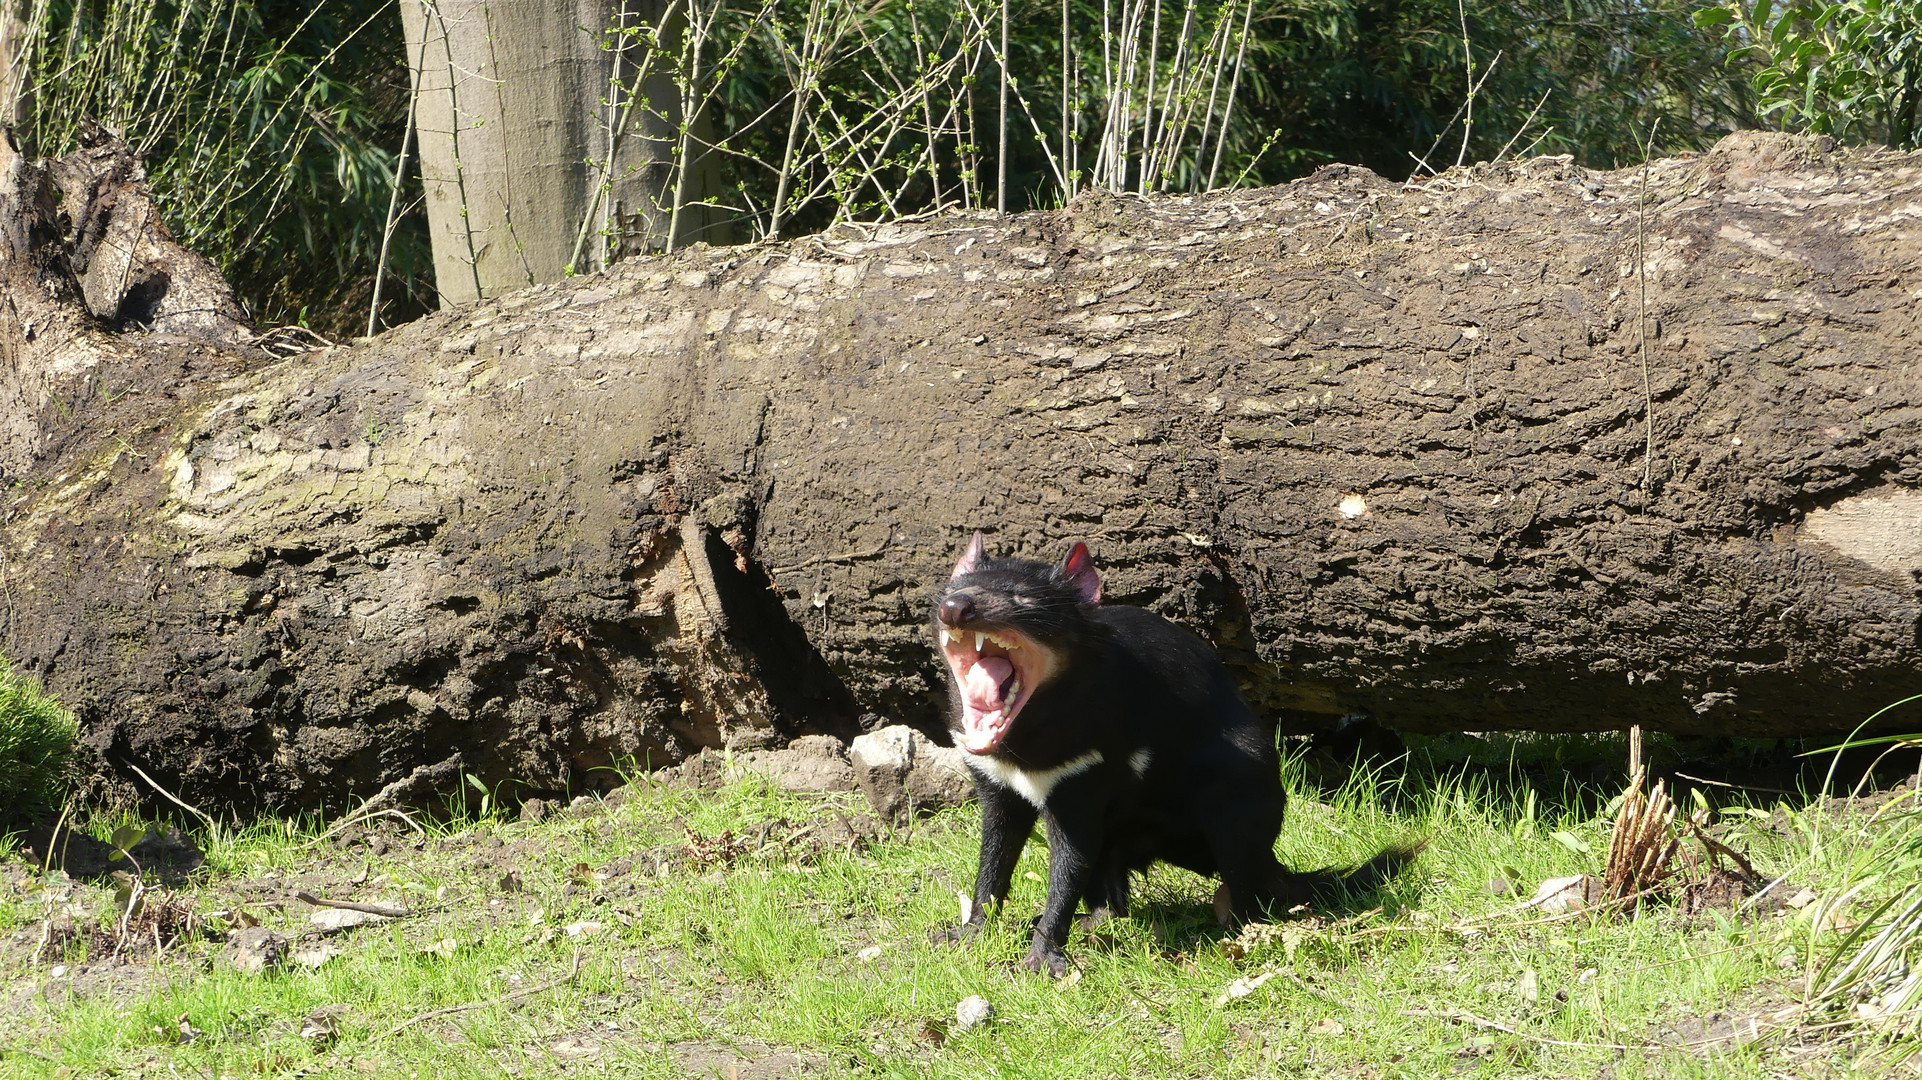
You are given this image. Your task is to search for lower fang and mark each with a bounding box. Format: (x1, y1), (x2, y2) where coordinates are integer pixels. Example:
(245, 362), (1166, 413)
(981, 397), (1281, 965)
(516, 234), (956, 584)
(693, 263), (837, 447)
(939, 629), (951, 646)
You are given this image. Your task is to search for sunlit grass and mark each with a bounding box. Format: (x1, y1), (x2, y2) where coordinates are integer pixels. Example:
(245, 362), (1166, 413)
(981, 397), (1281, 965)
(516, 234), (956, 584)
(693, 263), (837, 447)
(0, 742), (1892, 1079)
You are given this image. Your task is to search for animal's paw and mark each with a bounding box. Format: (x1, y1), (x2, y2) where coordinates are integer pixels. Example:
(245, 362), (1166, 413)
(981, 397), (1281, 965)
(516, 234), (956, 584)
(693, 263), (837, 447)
(1017, 943), (1070, 978)
(936, 920), (984, 945)
(1074, 906), (1118, 932)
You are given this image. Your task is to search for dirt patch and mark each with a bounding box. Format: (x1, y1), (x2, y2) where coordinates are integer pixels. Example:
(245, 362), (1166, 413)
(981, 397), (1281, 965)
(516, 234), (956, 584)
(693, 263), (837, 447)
(664, 1039), (841, 1077)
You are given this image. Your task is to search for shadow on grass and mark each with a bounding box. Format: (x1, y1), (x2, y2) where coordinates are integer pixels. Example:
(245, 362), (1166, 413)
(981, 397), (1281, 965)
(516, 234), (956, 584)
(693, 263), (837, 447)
(1294, 725), (1922, 823)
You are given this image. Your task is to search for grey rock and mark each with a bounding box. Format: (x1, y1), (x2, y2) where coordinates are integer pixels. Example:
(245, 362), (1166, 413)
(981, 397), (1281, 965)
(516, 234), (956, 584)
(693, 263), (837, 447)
(849, 725), (974, 821)
(729, 736), (855, 794)
(226, 927), (288, 975)
(954, 995), (995, 1030)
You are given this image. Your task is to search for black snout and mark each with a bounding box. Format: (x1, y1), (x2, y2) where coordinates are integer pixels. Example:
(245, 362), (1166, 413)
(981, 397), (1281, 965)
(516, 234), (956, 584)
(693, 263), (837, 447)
(939, 594), (976, 627)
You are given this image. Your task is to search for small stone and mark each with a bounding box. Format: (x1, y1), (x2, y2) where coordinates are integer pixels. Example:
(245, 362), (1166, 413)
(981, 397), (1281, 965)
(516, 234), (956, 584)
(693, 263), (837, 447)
(49, 964), (67, 978)
(292, 944), (339, 969)
(310, 908), (390, 932)
(226, 927), (288, 974)
(1485, 876), (1513, 896)
(519, 799), (551, 823)
(954, 995), (995, 1031)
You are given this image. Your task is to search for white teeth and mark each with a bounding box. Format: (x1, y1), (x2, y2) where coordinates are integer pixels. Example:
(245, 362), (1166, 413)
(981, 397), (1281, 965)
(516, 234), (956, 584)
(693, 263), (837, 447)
(1007, 677), (1022, 701)
(939, 629), (951, 647)
(974, 632), (985, 651)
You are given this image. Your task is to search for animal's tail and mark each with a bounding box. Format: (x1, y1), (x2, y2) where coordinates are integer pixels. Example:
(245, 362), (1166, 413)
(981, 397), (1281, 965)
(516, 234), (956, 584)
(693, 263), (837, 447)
(1217, 840), (1428, 924)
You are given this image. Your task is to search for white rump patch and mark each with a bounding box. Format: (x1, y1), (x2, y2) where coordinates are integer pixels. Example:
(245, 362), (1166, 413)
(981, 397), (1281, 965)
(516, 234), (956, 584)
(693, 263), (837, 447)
(967, 750), (1105, 809)
(1129, 748), (1152, 778)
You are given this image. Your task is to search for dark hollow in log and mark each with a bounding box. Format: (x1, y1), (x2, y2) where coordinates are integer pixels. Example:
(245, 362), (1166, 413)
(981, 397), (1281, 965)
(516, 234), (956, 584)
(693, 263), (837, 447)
(4, 129), (1921, 812)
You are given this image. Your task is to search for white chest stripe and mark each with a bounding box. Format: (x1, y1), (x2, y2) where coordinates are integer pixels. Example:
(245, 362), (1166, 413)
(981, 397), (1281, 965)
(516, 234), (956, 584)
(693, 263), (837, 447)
(967, 750), (1105, 809)
(1128, 748), (1152, 778)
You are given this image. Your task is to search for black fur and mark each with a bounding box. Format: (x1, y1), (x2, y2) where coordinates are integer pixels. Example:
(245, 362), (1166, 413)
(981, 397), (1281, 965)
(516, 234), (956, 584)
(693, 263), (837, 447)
(935, 536), (1416, 976)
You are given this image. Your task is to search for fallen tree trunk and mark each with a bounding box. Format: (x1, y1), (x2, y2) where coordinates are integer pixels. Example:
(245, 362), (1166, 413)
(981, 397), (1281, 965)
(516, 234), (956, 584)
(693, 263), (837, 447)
(4, 128), (1921, 812)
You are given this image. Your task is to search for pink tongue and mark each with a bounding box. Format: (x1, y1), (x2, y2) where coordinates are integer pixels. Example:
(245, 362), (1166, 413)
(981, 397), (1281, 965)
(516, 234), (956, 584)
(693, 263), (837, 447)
(962, 657), (1013, 712)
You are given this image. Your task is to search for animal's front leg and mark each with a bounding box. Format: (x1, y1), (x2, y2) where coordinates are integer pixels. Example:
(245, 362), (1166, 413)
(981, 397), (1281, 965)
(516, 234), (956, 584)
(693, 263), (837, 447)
(946, 779), (1038, 942)
(1021, 798), (1105, 977)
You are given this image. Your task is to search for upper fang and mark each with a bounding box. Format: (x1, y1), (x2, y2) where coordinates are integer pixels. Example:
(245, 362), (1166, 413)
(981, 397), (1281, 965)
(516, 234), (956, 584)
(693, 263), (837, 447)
(939, 629), (951, 647)
(974, 632), (986, 650)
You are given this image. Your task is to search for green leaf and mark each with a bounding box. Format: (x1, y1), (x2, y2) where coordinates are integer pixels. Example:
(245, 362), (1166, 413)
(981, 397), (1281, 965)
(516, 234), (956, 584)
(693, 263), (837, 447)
(466, 772), (487, 794)
(1550, 830), (1592, 855)
(110, 825), (146, 855)
(1694, 7), (1737, 26)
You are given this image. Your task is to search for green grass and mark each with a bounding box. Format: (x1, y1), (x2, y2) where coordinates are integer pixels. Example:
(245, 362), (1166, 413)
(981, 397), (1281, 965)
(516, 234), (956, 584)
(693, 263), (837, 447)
(0, 749), (1901, 1079)
(0, 659), (78, 826)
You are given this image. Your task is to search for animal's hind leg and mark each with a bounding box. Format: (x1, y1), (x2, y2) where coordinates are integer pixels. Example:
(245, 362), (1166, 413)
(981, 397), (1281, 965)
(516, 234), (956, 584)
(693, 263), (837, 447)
(1197, 779), (1291, 925)
(1077, 854), (1131, 929)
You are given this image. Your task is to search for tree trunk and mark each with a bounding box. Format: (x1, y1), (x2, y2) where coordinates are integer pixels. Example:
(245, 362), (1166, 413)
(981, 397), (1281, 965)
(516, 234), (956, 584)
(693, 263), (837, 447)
(0, 0), (29, 130)
(401, 0), (728, 309)
(4, 130), (1921, 813)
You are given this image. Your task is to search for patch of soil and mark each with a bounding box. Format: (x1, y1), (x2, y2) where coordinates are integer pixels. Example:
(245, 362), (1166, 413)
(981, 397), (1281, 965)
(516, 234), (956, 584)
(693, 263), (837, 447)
(665, 1039), (840, 1078)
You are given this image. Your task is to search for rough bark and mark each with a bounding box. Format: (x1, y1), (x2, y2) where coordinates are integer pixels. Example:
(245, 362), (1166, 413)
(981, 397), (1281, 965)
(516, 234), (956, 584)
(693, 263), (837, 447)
(0, 0), (29, 129)
(401, 0), (727, 308)
(4, 130), (1922, 813)
(0, 124), (247, 476)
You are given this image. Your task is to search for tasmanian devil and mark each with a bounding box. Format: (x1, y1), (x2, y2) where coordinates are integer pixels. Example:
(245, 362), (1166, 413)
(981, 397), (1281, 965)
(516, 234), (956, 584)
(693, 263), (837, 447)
(935, 531), (1415, 976)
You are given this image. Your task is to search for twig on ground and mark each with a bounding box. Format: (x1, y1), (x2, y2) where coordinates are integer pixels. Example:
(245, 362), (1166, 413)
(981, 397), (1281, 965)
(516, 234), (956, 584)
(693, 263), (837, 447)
(1278, 970), (1352, 1009)
(386, 951), (584, 1038)
(1405, 1008), (1631, 1051)
(1340, 885), (1665, 941)
(1635, 936), (1776, 971)
(295, 891), (410, 918)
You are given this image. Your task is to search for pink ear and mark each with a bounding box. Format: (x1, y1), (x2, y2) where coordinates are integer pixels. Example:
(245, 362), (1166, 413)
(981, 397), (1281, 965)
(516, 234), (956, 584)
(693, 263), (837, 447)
(1060, 542), (1102, 604)
(951, 531), (987, 580)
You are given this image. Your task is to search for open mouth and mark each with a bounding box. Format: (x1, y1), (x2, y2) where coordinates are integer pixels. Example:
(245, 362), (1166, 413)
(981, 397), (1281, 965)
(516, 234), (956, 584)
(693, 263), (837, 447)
(938, 625), (1053, 754)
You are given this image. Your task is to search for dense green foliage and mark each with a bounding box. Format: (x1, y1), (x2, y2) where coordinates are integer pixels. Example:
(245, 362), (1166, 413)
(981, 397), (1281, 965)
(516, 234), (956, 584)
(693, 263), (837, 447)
(12, 0), (433, 336)
(1187, 0), (1754, 181)
(1701, 0), (1920, 149)
(4, 0), (1898, 333)
(0, 657), (77, 824)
